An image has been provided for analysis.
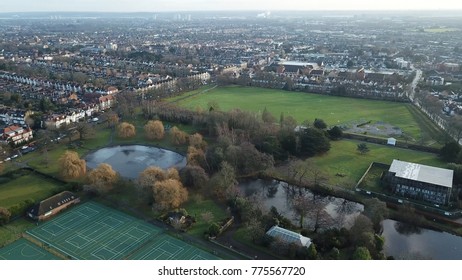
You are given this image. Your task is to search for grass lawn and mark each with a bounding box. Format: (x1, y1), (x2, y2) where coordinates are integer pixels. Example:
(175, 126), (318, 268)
(276, 139), (445, 189)
(0, 219), (35, 247)
(173, 85), (442, 145)
(357, 163), (389, 193)
(183, 198), (228, 238)
(0, 174), (63, 209)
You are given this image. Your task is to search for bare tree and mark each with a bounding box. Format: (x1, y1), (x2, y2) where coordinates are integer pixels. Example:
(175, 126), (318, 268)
(106, 112), (119, 128)
(244, 217), (265, 243)
(0, 207), (11, 225)
(170, 126), (188, 145)
(180, 165), (209, 190)
(87, 163), (118, 194)
(59, 150), (86, 179)
(292, 194), (332, 232)
(75, 122), (94, 141)
(187, 146), (206, 167)
(292, 194), (311, 228)
(189, 133), (205, 149)
(166, 167), (180, 181)
(117, 122), (136, 138)
(152, 179), (188, 211)
(144, 120), (165, 140)
(208, 161), (237, 200)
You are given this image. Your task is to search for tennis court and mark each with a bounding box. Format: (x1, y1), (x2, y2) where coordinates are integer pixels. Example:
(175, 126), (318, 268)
(0, 239), (59, 260)
(26, 201), (220, 260)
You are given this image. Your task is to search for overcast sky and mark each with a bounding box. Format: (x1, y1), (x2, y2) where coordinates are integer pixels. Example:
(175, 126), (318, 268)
(2, 0), (462, 13)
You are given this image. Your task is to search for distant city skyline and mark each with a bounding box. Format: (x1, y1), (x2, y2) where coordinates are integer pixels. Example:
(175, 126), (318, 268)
(2, 0), (462, 13)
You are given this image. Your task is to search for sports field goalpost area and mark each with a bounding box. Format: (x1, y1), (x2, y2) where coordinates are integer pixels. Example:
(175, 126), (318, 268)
(0, 201), (219, 260)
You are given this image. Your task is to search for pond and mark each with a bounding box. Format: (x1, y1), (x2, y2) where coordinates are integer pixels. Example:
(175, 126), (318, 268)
(85, 145), (186, 179)
(238, 179), (363, 230)
(382, 219), (462, 260)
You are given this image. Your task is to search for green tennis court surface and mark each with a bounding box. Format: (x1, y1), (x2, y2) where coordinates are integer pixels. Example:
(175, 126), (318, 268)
(26, 201), (220, 260)
(0, 239), (59, 260)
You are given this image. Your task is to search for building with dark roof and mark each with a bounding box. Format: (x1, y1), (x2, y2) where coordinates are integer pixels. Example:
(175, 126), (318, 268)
(27, 191), (80, 221)
(384, 160), (453, 205)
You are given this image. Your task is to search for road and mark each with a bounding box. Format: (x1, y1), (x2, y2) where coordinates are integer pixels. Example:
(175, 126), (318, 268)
(408, 66), (422, 102)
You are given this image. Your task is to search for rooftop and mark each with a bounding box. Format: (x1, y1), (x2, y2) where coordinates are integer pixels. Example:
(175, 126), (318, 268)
(266, 225), (311, 248)
(389, 159), (453, 189)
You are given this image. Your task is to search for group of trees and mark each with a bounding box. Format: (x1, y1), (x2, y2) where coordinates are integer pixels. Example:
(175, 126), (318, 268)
(58, 151), (118, 194)
(137, 166), (188, 212)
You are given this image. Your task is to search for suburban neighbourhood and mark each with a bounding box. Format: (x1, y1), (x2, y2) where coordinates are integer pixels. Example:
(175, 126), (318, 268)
(1, 7), (462, 262)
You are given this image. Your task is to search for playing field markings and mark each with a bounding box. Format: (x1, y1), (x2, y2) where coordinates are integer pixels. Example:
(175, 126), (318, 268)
(99, 216), (124, 228)
(91, 247), (118, 260)
(191, 255), (208, 260)
(25, 232), (79, 260)
(46, 211), (90, 231)
(105, 213), (131, 224)
(106, 236), (140, 258)
(156, 240), (184, 258)
(65, 235), (93, 250)
(78, 205), (100, 218)
(20, 244), (46, 258)
(26, 202), (221, 260)
(126, 227), (151, 240)
(41, 223), (65, 236)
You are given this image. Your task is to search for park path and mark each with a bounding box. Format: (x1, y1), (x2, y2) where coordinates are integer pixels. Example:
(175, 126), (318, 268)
(168, 85), (217, 104)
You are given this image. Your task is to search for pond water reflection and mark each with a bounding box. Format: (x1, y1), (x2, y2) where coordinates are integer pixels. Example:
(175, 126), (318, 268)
(382, 219), (462, 259)
(238, 179), (363, 230)
(85, 145), (186, 179)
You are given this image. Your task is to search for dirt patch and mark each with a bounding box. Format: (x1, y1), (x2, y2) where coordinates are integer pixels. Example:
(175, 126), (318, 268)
(345, 120), (402, 137)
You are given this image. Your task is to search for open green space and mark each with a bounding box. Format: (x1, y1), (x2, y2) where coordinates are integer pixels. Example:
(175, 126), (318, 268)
(0, 219), (35, 247)
(0, 173), (63, 209)
(183, 197), (229, 238)
(173, 86), (442, 145)
(309, 140), (444, 188)
(357, 163), (390, 193)
(0, 238), (59, 260)
(26, 201), (220, 260)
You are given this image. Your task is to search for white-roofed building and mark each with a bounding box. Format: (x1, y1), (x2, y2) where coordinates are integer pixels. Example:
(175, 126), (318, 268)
(266, 225), (311, 248)
(385, 159), (453, 205)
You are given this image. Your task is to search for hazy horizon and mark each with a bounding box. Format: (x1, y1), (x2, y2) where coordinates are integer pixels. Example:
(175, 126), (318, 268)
(2, 0), (462, 13)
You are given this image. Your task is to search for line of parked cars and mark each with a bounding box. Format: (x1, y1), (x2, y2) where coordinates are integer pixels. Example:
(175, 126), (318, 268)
(0, 144), (37, 163)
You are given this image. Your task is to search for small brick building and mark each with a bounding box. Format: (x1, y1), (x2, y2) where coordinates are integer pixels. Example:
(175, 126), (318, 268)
(27, 191), (80, 221)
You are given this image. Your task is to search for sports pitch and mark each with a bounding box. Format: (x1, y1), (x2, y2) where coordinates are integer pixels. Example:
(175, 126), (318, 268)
(25, 201), (220, 260)
(0, 239), (59, 260)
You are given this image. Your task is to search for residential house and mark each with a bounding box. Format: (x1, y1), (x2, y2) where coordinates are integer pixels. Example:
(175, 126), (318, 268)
(0, 125), (33, 146)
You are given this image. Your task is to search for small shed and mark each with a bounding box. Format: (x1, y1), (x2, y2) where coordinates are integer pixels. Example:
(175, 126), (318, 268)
(387, 137), (397, 146)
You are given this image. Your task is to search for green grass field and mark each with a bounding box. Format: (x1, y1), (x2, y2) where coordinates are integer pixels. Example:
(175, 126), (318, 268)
(183, 198), (229, 238)
(0, 219), (35, 247)
(173, 86), (442, 145)
(274, 139), (444, 188)
(310, 140), (445, 188)
(0, 174), (63, 209)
